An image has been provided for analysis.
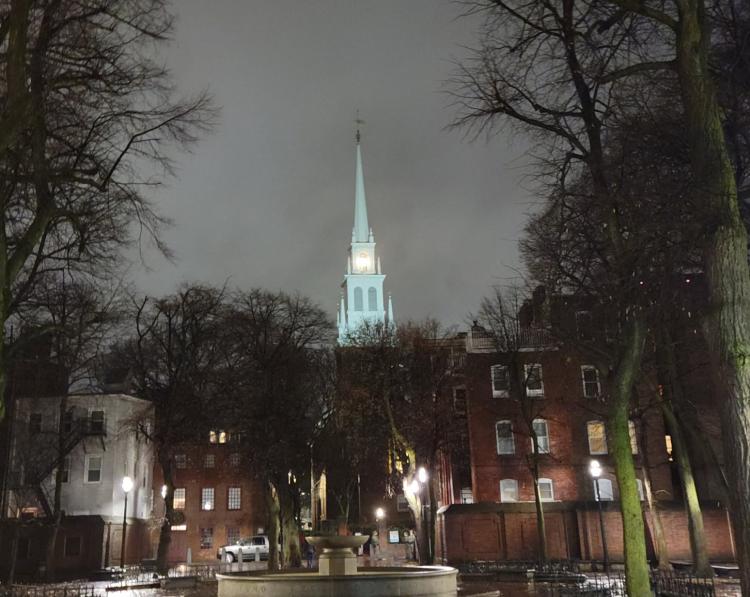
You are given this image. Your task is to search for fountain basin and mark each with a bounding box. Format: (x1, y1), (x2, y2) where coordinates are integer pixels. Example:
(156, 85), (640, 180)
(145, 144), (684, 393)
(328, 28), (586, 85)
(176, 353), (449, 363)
(217, 566), (458, 597)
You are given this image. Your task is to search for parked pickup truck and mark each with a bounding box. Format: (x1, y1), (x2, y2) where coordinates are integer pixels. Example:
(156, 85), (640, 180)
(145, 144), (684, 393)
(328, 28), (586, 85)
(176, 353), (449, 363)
(217, 535), (275, 562)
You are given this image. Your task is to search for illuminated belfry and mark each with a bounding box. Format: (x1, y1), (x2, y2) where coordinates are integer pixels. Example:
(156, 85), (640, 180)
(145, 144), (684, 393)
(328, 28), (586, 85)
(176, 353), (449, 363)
(337, 127), (395, 343)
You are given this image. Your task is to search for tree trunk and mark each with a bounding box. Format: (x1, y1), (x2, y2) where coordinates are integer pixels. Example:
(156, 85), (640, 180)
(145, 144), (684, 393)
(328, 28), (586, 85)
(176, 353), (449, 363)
(674, 4), (750, 591)
(266, 480), (281, 571)
(8, 521), (19, 585)
(427, 471), (438, 565)
(656, 328), (712, 576)
(44, 397), (68, 581)
(607, 316), (650, 597)
(638, 418), (671, 571)
(155, 450), (173, 574)
(279, 486), (301, 569)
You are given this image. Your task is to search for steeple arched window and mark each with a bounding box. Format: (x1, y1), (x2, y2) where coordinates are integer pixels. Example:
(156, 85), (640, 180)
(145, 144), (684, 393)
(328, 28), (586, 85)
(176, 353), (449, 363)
(368, 287), (377, 311)
(354, 287), (363, 311)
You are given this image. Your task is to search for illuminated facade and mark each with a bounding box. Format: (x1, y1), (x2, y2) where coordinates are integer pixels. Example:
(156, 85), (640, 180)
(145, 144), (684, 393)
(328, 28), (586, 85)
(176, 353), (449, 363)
(337, 133), (394, 342)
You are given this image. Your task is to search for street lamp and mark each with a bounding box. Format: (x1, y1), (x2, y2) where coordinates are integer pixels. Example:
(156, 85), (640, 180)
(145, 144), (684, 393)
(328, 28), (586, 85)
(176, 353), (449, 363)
(589, 460), (609, 572)
(121, 476), (134, 568)
(375, 507), (385, 520)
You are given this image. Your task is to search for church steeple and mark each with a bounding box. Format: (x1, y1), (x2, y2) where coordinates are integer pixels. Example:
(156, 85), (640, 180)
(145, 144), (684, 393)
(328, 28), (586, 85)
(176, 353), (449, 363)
(353, 139), (370, 243)
(338, 124), (395, 344)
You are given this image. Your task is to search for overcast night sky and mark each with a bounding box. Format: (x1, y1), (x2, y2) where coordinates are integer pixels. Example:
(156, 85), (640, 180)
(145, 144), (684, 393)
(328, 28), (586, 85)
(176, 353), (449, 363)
(132, 0), (534, 328)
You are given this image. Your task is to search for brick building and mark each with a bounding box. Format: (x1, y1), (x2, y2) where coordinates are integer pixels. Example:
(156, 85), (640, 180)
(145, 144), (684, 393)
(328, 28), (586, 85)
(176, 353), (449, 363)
(435, 286), (736, 565)
(151, 431), (266, 564)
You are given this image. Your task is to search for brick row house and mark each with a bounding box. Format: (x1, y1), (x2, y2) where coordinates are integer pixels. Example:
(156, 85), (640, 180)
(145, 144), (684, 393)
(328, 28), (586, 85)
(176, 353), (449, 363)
(436, 287), (736, 565)
(150, 431), (266, 564)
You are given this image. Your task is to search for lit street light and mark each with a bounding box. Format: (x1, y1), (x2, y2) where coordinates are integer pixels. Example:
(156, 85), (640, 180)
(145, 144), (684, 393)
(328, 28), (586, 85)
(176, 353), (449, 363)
(589, 460), (609, 572)
(121, 476), (134, 568)
(375, 507), (385, 520)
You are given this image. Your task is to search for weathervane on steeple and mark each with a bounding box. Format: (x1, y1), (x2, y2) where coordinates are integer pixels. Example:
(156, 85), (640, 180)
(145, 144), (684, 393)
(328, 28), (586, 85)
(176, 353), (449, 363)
(355, 109), (365, 144)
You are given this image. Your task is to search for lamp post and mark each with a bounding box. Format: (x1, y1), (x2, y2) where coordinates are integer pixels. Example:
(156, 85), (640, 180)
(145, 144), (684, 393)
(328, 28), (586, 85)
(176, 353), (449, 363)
(589, 460), (609, 572)
(121, 476), (133, 568)
(404, 467), (431, 564)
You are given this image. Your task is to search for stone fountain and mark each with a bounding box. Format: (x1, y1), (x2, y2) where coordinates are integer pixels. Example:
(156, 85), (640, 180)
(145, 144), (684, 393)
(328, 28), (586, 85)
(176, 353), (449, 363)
(216, 535), (457, 597)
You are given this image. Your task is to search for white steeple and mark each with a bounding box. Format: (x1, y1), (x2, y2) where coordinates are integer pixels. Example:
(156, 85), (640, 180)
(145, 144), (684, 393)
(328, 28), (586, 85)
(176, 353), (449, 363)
(338, 124), (395, 344)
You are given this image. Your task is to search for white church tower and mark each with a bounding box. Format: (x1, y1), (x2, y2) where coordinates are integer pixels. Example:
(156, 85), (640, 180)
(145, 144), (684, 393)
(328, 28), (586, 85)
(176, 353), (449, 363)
(337, 128), (395, 343)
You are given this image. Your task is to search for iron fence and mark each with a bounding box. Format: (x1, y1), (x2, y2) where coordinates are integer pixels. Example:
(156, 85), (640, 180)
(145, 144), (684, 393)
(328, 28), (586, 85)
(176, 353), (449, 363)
(0, 584), (99, 597)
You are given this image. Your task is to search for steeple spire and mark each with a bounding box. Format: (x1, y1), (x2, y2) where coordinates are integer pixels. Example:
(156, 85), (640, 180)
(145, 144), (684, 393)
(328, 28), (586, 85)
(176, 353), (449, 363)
(353, 126), (370, 243)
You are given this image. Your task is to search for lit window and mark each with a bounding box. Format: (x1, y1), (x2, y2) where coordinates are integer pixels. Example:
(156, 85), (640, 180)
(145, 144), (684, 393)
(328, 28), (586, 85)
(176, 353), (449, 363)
(201, 488), (215, 511)
(636, 479), (645, 501)
(495, 420), (515, 455)
(228, 487), (241, 510)
(490, 365), (509, 398)
(89, 410), (105, 434)
(173, 488), (186, 510)
(226, 527), (241, 546)
(85, 455), (102, 483)
(499, 479), (518, 502)
(538, 478), (554, 501)
(175, 454), (187, 469)
(209, 430), (217, 444)
(593, 478), (614, 501)
(460, 488), (474, 504)
(204, 454), (215, 468)
(171, 524), (187, 531)
(524, 364), (544, 397)
(628, 420), (638, 454)
(199, 527), (213, 549)
(29, 413), (42, 434)
(229, 452), (240, 467)
(665, 435), (673, 461)
(532, 419), (550, 454)
(581, 366), (600, 398)
(587, 421), (608, 455)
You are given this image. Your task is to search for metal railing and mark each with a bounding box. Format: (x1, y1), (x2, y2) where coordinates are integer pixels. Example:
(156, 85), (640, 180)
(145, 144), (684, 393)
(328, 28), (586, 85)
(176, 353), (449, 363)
(1, 584), (99, 597)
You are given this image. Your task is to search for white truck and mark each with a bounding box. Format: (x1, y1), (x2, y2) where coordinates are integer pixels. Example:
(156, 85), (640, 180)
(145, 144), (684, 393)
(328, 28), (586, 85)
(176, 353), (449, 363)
(217, 535), (273, 562)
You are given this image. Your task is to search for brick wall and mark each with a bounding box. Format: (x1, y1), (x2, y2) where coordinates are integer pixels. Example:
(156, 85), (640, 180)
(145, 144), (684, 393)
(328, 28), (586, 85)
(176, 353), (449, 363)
(436, 503), (735, 565)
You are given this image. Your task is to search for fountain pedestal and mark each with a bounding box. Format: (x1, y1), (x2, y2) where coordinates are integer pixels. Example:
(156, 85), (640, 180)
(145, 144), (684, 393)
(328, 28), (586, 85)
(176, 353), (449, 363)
(307, 535), (367, 576)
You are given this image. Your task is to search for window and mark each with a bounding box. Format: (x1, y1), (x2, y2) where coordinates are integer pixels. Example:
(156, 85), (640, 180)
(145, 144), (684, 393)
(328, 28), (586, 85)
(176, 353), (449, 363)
(353, 287), (363, 311)
(229, 452), (240, 467)
(29, 413), (42, 434)
(64, 536), (82, 557)
(490, 365), (510, 398)
(524, 364), (544, 397)
(460, 488), (474, 504)
(199, 527), (213, 549)
(171, 523), (187, 531)
(593, 478), (614, 501)
(62, 410), (73, 434)
(173, 488), (186, 510)
(209, 430), (227, 444)
(531, 419), (550, 454)
(85, 455), (102, 483)
(453, 388), (467, 417)
(201, 488), (215, 511)
(204, 454), (215, 468)
(495, 420), (515, 455)
(665, 435), (673, 461)
(226, 527), (241, 546)
(636, 479), (645, 501)
(396, 495), (409, 512)
(575, 310), (592, 339)
(368, 287), (377, 311)
(581, 366), (600, 398)
(228, 487), (241, 510)
(175, 454), (187, 469)
(61, 457), (70, 483)
(587, 421), (608, 455)
(89, 410), (105, 434)
(538, 478), (554, 501)
(499, 479), (519, 502)
(628, 420), (638, 454)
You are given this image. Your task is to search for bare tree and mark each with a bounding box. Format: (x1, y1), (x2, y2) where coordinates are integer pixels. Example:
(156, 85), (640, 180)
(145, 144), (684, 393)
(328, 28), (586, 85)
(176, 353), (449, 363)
(0, 0), (216, 427)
